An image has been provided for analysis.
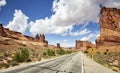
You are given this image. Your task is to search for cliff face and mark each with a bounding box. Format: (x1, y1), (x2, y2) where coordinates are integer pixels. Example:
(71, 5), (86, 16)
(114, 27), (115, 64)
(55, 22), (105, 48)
(0, 23), (48, 48)
(96, 7), (120, 52)
(75, 40), (95, 51)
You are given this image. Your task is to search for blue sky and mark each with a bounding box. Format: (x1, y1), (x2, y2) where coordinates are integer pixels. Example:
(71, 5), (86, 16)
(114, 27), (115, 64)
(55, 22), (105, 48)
(0, 0), (120, 47)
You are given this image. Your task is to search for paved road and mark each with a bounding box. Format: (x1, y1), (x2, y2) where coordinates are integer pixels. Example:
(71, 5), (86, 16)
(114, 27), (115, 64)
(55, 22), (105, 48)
(0, 52), (117, 73)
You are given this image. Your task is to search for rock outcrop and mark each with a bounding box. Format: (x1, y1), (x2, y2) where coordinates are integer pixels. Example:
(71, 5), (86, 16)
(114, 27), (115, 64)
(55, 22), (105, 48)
(0, 23), (48, 47)
(24, 35), (34, 41)
(57, 43), (61, 49)
(34, 34), (39, 42)
(39, 34), (45, 42)
(0, 23), (7, 37)
(96, 7), (120, 52)
(75, 40), (95, 51)
(34, 34), (48, 47)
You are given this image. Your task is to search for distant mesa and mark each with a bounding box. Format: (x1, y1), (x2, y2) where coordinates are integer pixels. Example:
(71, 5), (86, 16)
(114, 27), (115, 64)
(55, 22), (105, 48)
(75, 40), (95, 51)
(96, 7), (120, 52)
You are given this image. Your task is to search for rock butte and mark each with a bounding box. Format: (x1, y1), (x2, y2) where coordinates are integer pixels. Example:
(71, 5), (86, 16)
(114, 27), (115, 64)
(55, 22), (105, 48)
(75, 40), (95, 51)
(56, 43), (61, 49)
(96, 7), (120, 52)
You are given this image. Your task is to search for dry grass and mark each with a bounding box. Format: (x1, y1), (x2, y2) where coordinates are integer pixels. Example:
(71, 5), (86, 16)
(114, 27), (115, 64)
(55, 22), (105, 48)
(93, 51), (120, 72)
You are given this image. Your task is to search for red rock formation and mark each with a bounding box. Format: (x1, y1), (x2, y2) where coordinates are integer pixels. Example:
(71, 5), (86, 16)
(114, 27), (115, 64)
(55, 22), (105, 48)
(39, 34), (45, 42)
(24, 35), (34, 41)
(0, 23), (7, 37)
(34, 34), (40, 42)
(96, 7), (120, 52)
(4, 28), (28, 40)
(34, 34), (48, 47)
(44, 40), (48, 47)
(57, 43), (61, 49)
(75, 40), (95, 51)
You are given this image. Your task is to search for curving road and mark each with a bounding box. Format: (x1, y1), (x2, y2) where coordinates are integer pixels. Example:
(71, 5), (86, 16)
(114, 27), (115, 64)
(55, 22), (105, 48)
(0, 52), (117, 73)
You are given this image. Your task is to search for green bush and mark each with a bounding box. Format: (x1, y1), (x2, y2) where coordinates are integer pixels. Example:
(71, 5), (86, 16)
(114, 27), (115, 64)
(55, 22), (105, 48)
(56, 49), (65, 55)
(43, 52), (47, 56)
(104, 52), (107, 55)
(46, 49), (55, 56)
(65, 50), (72, 54)
(13, 48), (30, 62)
(84, 50), (88, 54)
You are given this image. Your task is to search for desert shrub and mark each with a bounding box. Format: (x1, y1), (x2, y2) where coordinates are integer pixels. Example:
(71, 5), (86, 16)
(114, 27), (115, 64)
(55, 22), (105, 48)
(96, 51), (100, 55)
(84, 50), (88, 54)
(104, 52), (107, 55)
(46, 49), (55, 56)
(13, 48), (30, 62)
(65, 50), (72, 54)
(4, 52), (10, 57)
(106, 49), (109, 52)
(0, 63), (9, 68)
(43, 52), (47, 56)
(56, 49), (65, 55)
(10, 61), (19, 66)
(112, 66), (119, 72)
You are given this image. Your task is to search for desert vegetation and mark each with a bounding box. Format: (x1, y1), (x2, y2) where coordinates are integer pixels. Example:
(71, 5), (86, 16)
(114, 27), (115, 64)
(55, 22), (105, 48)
(84, 50), (120, 72)
(0, 47), (74, 69)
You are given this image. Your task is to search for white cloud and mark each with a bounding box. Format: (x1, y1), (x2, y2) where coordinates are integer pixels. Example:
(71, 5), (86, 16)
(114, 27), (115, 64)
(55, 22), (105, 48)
(6, 10), (29, 33)
(30, 18), (72, 35)
(61, 40), (74, 47)
(63, 39), (67, 42)
(0, 0), (6, 7)
(80, 33), (97, 41)
(0, 0), (6, 11)
(30, 0), (120, 35)
(96, 33), (100, 38)
(69, 28), (91, 36)
(56, 40), (60, 43)
(61, 43), (74, 47)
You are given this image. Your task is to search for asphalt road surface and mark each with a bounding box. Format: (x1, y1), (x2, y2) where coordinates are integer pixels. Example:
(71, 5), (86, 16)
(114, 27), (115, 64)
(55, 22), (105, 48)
(0, 52), (117, 73)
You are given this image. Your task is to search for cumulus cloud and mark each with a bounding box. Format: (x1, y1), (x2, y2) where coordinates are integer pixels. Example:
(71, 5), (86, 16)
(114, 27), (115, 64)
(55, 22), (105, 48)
(6, 10), (29, 33)
(0, 0), (6, 7)
(69, 28), (91, 36)
(80, 32), (98, 41)
(0, 0), (6, 10)
(30, 0), (120, 35)
(29, 18), (72, 35)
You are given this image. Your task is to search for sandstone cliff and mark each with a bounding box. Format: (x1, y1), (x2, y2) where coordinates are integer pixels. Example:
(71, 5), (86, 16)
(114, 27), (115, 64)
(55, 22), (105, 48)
(75, 40), (95, 51)
(96, 7), (120, 52)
